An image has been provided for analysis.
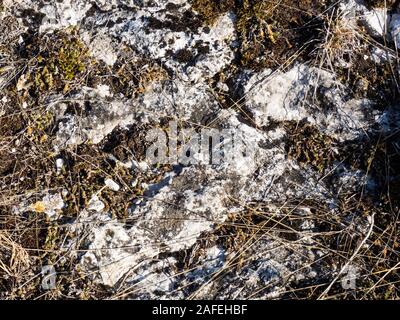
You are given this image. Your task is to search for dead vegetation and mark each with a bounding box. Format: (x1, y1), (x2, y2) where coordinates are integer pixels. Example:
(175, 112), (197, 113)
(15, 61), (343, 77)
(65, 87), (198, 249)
(169, 0), (400, 300)
(284, 121), (338, 173)
(364, 0), (398, 9)
(0, 24), (171, 298)
(192, 0), (332, 70)
(0, 0), (399, 300)
(171, 129), (400, 299)
(191, 0), (235, 25)
(315, 3), (400, 106)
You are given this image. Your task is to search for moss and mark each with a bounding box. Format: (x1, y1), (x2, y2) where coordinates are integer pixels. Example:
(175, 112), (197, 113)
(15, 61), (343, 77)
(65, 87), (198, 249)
(192, 0), (330, 70)
(364, 0), (397, 9)
(336, 47), (398, 106)
(285, 121), (337, 173)
(236, 0), (277, 68)
(13, 28), (170, 102)
(57, 36), (87, 81)
(238, 0), (330, 70)
(191, 0), (235, 25)
(24, 28), (90, 94)
(102, 46), (168, 98)
(136, 64), (168, 94)
(26, 111), (54, 144)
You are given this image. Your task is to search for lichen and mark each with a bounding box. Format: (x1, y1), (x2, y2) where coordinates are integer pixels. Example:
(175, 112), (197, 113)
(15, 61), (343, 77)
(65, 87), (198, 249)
(1, 0), (399, 300)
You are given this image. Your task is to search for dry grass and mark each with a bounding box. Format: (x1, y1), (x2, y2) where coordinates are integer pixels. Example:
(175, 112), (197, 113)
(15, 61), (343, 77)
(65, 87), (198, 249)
(0, 0), (399, 300)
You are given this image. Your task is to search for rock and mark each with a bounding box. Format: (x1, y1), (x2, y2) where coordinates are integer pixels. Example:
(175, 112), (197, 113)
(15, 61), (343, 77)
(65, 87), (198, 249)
(38, 0), (92, 34)
(30, 194), (65, 220)
(56, 158), (64, 174)
(105, 178), (121, 191)
(362, 7), (389, 37)
(87, 195), (106, 212)
(390, 14), (400, 48)
(1, 0), (398, 300)
(243, 64), (377, 141)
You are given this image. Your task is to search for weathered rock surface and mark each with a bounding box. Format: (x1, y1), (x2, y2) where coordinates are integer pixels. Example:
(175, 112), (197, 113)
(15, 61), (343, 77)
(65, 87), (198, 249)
(1, 0), (399, 299)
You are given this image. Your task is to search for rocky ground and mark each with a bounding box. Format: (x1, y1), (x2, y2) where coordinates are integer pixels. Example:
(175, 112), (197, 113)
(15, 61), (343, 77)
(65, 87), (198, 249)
(0, 0), (399, 299)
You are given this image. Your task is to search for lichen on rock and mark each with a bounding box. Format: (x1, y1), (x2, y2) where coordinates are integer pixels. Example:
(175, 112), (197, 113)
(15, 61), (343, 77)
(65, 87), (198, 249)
(0, 0), (399, 300)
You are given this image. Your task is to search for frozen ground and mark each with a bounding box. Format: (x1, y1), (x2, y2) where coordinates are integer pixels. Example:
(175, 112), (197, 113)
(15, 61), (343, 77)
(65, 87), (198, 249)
(0, 0), (399, 299)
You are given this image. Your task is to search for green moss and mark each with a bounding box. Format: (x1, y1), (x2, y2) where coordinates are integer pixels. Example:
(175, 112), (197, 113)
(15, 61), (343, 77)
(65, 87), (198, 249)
(24, 111), (55, 144)
(34, 65), (53, 91)
(57, 36), (87, 81)
(28, 28), (90, 93)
